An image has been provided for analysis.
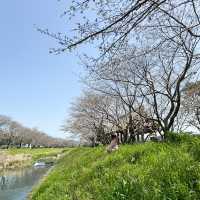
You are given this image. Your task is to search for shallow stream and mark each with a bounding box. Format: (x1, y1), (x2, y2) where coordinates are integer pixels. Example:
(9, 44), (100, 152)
(0, 166), (49, 200)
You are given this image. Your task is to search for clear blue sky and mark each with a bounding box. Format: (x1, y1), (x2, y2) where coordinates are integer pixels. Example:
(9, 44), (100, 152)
(0, 0), (85, 138)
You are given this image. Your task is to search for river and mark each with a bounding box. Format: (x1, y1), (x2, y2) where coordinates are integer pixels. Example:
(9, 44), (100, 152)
(0, 166), (50, 200)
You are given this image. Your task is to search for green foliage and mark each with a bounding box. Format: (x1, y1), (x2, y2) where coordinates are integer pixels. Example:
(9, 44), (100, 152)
(165, 131), (194, 143)
(30, 140), (200, 200)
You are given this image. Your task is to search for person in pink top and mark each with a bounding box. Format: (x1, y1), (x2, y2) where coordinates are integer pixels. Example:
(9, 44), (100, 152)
(107, 133), (119, 153)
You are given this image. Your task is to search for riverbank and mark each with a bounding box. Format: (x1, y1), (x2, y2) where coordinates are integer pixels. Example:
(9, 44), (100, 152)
(30, 135), (200, 200)
(0, 148), (67, 171)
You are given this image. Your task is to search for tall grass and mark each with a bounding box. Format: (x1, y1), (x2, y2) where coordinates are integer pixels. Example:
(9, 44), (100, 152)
(0, 148), (66, 170)
(31, 135), (200, 200)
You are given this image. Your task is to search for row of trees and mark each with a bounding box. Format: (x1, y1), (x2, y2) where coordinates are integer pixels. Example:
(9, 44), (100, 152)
(63, 81), (200, 145)
(0, 115), (72, 148)
(41, 1), (200, 144)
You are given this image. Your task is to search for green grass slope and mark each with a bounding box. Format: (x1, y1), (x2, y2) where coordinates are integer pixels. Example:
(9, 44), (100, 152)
(30, 137), (200, 200)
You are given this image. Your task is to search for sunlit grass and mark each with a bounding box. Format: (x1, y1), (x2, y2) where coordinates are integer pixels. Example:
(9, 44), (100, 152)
(0, 148), (68, 170)
(6, 148), (67, 161)
(30, 136), (200, 200)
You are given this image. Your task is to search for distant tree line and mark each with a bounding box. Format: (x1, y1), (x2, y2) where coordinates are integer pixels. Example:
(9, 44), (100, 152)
(0, 115), (74, 148)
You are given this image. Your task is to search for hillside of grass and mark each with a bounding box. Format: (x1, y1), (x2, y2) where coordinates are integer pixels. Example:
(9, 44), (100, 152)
(30, 135), (200, 200)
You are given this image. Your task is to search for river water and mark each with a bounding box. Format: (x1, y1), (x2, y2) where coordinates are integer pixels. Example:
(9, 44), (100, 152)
(0, 166), (50, 200)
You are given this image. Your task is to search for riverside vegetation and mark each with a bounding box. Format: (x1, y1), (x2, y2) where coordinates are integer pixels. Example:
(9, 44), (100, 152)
(30, 133), (200, 200)
(0, 148), (66, 170)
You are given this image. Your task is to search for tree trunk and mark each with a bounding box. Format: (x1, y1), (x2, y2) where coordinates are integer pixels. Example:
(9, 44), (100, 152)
(136, 133), (140, 142)
(141, 133), (144, 142)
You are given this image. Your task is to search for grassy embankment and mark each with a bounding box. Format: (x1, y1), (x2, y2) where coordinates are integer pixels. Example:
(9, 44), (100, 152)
(0, 148), (67, 170)
(31, 134), (200, 200)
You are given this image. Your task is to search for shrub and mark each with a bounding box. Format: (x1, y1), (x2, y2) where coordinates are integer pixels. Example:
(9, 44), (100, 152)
(165, 131), (194, 143)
